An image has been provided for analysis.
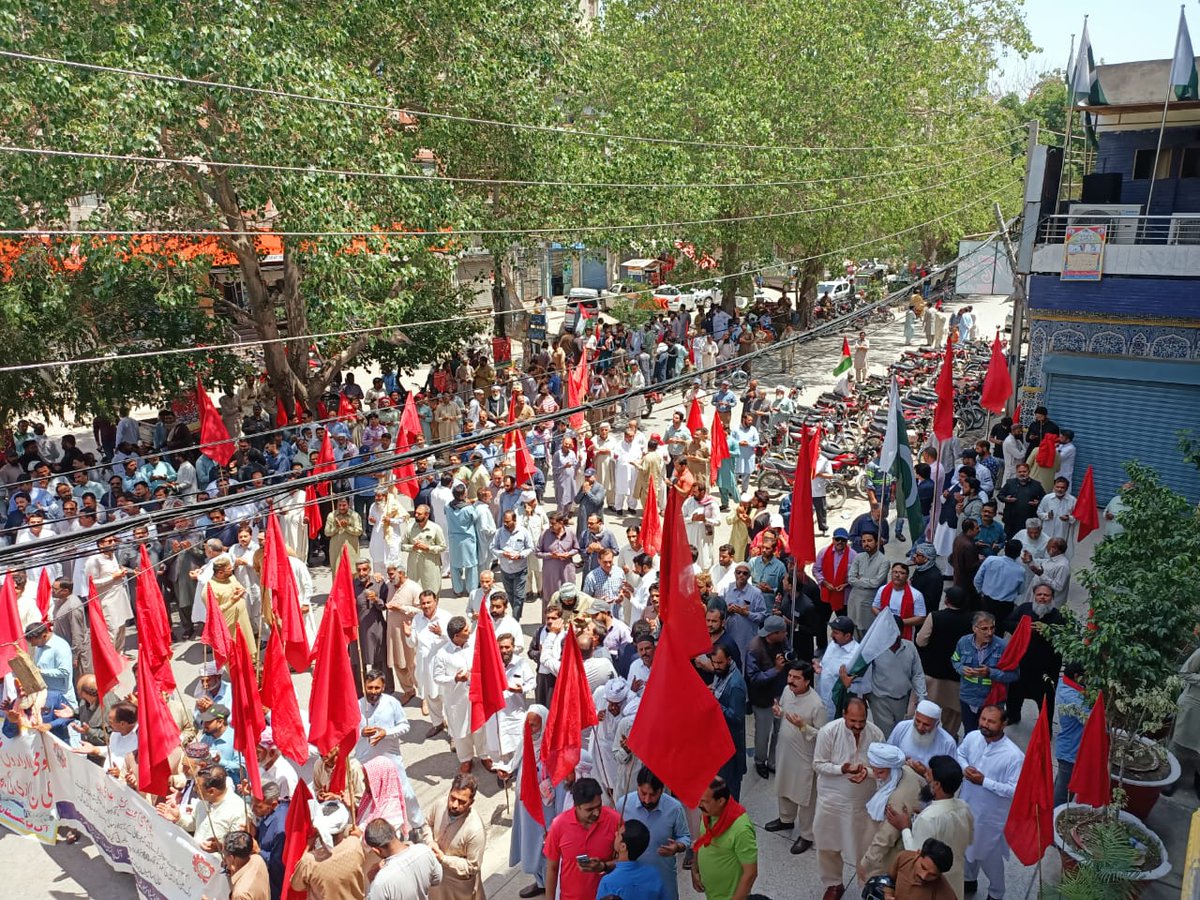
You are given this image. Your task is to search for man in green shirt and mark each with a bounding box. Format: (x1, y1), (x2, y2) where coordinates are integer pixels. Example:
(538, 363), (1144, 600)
(691, 777), (758, 900)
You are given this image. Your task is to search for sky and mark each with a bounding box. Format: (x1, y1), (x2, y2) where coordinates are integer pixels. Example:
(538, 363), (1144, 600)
(997, 0), (1189, 91)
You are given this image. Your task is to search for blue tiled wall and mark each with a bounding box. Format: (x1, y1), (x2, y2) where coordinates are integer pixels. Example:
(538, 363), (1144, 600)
(1027, 274), (1200, 320)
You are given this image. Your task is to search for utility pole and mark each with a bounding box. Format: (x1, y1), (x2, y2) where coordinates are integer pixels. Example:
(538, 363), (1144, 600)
(994, 120), (1048, 419)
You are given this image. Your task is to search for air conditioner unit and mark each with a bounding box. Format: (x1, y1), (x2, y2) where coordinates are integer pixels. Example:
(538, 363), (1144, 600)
(1169, 214), (1200, 245)
(1068, 203), (1142, 245)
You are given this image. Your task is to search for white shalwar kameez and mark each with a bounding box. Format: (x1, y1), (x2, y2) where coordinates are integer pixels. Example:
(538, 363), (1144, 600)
(957, 730), (1023, 899)
(485, 656), (534, 772)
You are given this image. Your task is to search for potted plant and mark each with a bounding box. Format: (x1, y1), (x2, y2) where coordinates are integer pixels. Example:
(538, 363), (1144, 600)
(1050, 462), (1200, 820)
(1049, 801), (1171, 898)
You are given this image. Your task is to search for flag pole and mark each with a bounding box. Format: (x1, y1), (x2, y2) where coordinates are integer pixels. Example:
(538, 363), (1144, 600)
(1145, 7), (1185, 227)
(1060, 32), (1077, 210)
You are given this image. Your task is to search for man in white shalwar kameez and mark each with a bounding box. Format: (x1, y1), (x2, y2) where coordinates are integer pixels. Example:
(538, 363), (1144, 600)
(433, 616), (488, 772)
(354, 670), (427, 834)
(812, 698), (883, 898)
(763, 661), (828, 854)
(409, 590), (452, 737)
(612, 423), (644, 514)
(816, 616), (862, 718)
(589, 677), (634, 803)
(956, 704), (1023, 900)
(593, 422), (618, 508)
(887, 700), (959, 774)
(486, 634), (533, 775)
(1036, 477), (1077, 545)
(682, 482), (720, 570)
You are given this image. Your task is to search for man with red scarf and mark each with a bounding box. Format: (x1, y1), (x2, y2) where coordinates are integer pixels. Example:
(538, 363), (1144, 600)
(813, 530), (856, 653)
(692, 776), (758, 900)
(871, 563), (927, 640)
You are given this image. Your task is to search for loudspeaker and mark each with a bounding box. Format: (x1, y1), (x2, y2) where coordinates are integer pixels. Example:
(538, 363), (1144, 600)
(1041, 146), (1063, 212)
(1082, 172), (1123, 205)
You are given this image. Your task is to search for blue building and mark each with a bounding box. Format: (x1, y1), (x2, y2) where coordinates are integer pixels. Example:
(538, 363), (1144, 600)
(1027, 56), (1200, 504)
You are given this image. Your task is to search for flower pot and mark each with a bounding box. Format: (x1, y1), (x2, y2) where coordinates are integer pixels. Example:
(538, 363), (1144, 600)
(1109, 732), (1180, 821)
(1052, 803), (1172, 889)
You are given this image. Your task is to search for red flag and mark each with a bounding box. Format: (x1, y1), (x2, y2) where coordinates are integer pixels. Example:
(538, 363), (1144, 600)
(686, 396), (704, 432)
(627, 621), (735, 807)
(195, 378), (235, 466)
(0, 574), (27, 679)
(230, 625), (267, 800)
(640, 478), (662, 558)
(261, 628), (310, 765)
(316, 399), (329, 420)
(294, 399), (306, 423)
(932, 338), (955, 442)
(35, 568), (51, 627)
(1004, 700), (1054, 865)
(392, 431), (420, 500)
(469, 608), (508, 731)
(134, 545), (176, 692)
(87, 578), (126, 699)
(135, 656), (180, 797)
(1036, 433), (1058, 468)
(984, 614), (1031, 706)
(262, 510), (310, 673)
(400, 392), (422, 443)
(519, 718), (546, 827)
(201, 584), (235, 670)
(308, 599), (360, 793)
(709, 412), (731, 484)
(313, 431), (336, 497)
(1013, 401), (1022, 423)
(325, 545), (360, 647)
(1068, 689), (1112, 807)
(281, 779), (314, 900)
(511, 428), (536, 489)
(305, 484), (324, 539)
(276, 397), (290, 428)
(337, 392), (356, 421)
(567, 354), (589, 429)
(787, 432), (817, 568)
(979, 332), (1012, 415)
(659, 491), (714, 658)
(541, 625), (598, 783)
(1073, 466), (1100, 541)
(687, 336), (696, 367)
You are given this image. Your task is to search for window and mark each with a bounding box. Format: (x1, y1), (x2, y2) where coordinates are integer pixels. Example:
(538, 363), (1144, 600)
(1181, 147), (1200, 178)
(1132, 148), (1173, 180)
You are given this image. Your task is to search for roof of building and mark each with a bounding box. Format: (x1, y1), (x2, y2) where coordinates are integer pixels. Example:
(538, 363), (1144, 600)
(1088, 57), (1200, 112)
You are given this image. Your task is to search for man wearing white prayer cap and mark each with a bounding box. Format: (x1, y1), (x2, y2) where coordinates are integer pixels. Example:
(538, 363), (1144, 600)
(888, 700), (960, 775)
(885, 754), (975, 900)
(590, 677), (633, 802)
(857, 742), (923, 883)
(290, 799), (366, 896)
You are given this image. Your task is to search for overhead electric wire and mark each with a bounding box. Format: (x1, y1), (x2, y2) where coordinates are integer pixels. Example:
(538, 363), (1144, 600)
(0, 156), (1019, 240)
(0, 50), (1024, 154)
(0, 185), (1019, 571)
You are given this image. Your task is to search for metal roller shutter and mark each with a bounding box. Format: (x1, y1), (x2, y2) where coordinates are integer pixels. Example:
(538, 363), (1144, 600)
(1044, 356), (1200, 505)
(581, 255), (607, 291)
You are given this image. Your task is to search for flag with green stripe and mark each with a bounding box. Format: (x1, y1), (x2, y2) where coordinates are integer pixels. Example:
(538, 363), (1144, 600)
(879, 378), (925, 542)
(1173, 9), (1198, 101)
(831, 611), (899, 716)
(1072, 20), (1107, 106)
(832, 337), (852, 377)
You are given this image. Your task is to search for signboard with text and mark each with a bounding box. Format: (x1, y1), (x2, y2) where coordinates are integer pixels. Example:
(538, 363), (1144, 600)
(1062, 224), (1106, 281)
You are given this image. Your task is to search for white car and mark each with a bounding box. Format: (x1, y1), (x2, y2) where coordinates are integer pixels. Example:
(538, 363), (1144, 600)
(814, 279), (852, 303)
(651, 283), (695, 310)
(691, 281), (724, 304)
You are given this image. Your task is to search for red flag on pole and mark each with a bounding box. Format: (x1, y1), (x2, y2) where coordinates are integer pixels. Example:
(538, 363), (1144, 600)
(686, 396), (704, 433)
(305, 485), (324, 539)
(392, 431), (420, 500)
(261, 629), (310, 765)
(659, 491), (714, 658)
(787, 432), (817, 568)
(276, 397), (290, 428)
(230, 625), (267, 799)
(308, 600), (360, 793)
(135, 656), (180, 797)
(201, 585), (235, 670)
(281, 779), (314, 900)
(469, 608), (509, 731)
(541, 625), (598, 783)
(640, 478), (662, 558)
(87, 578), (126, 699)
(0, 574), (26, 679)
(262, 510), (310, 673)
(400, 392), (423, 443)
(984, 614), (1031, 706)
(294, 399), (306, 423)
(134, 545), (176, 692)
(519, 718), (546, 827)
(316, 400), (329, 420)
(709, 412), (731, 484)
(1036, 433), (1059, 468)
(337, 392), (356, 421)
(313, 431), (336, 497)
(1073, 466), (1101, 541)
(511, 428), (537, 489)
(1013, 401), (1022, 423)
(1004, 700), (1055, 865)
(195, 378), (235, 466)
(567, 354), (589, 429)
(325, 545), (360, 646)
(35, 568), (52, 627)
(627, 621), (735, 807)
(932, 339), (955, 442)
(1068, 689), (1112, 807)
(980, 332), (1012, 415)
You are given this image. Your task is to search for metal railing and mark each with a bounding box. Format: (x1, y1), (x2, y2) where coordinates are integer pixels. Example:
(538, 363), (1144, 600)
(1037, 213), (1200, 247)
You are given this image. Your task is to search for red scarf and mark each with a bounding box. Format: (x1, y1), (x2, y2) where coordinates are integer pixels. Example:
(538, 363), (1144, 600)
(693, 798), (748, 850)
(819, 546), (850, 612)
(880, 582), (915, 639)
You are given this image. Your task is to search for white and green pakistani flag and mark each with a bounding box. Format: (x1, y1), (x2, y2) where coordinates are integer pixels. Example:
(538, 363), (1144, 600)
(879, 377), (925, 543)
(1072, 19), (1108, 106)
(833, 336), (852, 377)
(831, 611), (900, 715)
(1173, 8), (1198, 101)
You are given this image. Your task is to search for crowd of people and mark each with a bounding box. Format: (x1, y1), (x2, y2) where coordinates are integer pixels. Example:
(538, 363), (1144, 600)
(0, 302), (1128, 900)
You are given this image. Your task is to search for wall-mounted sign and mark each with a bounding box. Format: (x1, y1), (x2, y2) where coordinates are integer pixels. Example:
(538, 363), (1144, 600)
(1061, 224), (1106, 282)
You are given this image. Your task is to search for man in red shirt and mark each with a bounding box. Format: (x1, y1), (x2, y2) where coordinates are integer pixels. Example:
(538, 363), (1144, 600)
(544, 777), (622, 900)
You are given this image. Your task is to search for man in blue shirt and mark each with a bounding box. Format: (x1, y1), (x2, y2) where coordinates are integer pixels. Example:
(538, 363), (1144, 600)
(618, 768), (691, 900)
(712, 378), (737, 428)
(199, 704), (241, 783)
(974, 503), (1006, 558)
(748, 537), (787, 600)
(1054, 661), (1089, 807)
(972, 540), (1027, 620)
(25, 622), (77, 706)
(596, 818), (668, 899)
(251, 781), (290, 900)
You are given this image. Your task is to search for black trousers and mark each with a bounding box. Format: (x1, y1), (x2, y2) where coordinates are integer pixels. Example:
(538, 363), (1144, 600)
(1007, 673), (1058, 725)
(813, 496), (828, 532)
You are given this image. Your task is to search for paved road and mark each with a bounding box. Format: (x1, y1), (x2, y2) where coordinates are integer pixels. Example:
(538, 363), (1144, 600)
(5, 291), (1190, 900)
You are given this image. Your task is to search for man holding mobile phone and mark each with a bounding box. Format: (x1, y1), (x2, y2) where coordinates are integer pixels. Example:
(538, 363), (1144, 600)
(544, 777), (621, 899)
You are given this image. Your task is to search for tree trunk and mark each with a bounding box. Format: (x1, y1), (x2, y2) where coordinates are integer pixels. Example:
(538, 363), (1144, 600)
(797, 258), (820, 331)
(720, 234), (740, 315)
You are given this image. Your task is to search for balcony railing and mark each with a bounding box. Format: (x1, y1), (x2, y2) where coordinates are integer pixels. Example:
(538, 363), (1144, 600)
(1038, 213), (1200, 246)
